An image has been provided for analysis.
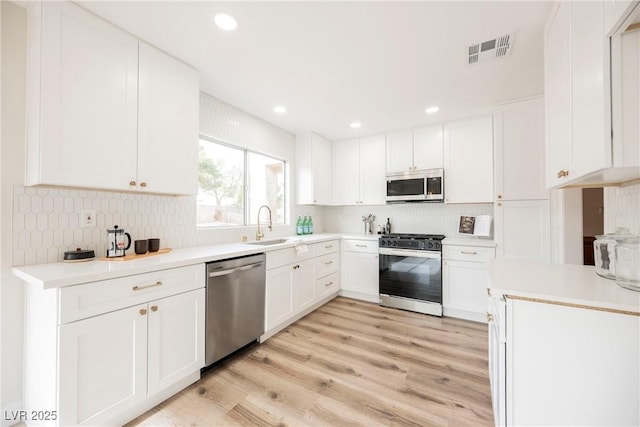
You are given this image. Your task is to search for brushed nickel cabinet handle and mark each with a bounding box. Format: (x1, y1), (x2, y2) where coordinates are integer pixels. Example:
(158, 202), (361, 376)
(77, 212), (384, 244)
(325, 245), (333, 249)
(557, 170), (569, 178)
(325, 281), (334, 287)
(487, 313), (494, 323)
(461, 251), (477, 255)
(487, 288), (491, 296)
(140, 308), (147, 316)
(325, 260), (334, 265)
(355, 244), (367, 248)
(133, 281), (163, 291)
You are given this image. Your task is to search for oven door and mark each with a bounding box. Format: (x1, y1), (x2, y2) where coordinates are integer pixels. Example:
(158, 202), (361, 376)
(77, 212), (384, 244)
(378, 248), (442, 303)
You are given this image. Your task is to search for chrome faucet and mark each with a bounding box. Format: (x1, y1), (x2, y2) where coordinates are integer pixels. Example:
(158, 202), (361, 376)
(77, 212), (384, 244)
(256, 205), (273, 241)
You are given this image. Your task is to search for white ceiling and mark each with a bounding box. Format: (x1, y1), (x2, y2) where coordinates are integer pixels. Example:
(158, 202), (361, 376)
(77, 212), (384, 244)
(78, 1), (554, 141)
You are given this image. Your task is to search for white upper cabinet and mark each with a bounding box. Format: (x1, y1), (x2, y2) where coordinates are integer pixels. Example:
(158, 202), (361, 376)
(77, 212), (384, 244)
(26, 1), (139, 191)
(333, 135), (386, 205)
(137, 43), (199, 196)
(545, 0), (640, 187)
(26, 1), (199, 195)
(443, 116), (494, 203)
(296, 133), (333, 205)
(494, 97), (548, 200)
(386, 125), (443, 173)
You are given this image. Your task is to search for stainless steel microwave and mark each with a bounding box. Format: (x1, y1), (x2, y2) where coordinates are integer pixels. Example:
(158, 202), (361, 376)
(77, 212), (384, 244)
(386, 168), (444, 202)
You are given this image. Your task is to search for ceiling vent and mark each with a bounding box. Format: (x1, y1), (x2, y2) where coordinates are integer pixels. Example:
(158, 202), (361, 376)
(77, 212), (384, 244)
(468, 33), (514, 65)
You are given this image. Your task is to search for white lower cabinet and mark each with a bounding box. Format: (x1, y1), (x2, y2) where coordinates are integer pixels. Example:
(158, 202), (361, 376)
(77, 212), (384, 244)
(24, 265), (205, 426)
(340, 239), (379, 302)
(263, 240), (340, 340)
(442, 244), (495, 322)
(490, 295), (640, 426)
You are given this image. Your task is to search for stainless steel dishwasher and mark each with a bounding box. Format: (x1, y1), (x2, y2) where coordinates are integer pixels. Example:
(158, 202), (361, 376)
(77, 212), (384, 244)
(205, 253), (266, 366)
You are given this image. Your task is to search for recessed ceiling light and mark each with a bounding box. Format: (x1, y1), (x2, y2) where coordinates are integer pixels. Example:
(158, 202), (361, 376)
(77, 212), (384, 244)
(273, 106), (287, 114)
(425, 106), (440, 114)
(350, 122), (362, 128)
(214, 13), (238, 31)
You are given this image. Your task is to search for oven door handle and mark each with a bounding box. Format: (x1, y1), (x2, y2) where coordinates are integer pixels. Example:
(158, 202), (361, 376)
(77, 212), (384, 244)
(379, 248), (441, 259)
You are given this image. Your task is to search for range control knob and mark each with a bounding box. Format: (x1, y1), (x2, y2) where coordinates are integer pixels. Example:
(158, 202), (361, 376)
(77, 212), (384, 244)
(380, 240), (386, 247)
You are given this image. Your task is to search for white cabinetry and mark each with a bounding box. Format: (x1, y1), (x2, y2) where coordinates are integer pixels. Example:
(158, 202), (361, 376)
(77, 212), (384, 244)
(494, 97), (551, 262)
(296, 133), (333, 205)
(443, 117), (494, 203)
(26, 1), (198, 195)
(386, 125), (443, 173)
(333, 135), (386, 205)
(490, 296), (640, 426)
(263, 240), (340, 340)
(24, 265), (205, 426)
(340, 239), (379, 302)
(442, 244), (495, 322)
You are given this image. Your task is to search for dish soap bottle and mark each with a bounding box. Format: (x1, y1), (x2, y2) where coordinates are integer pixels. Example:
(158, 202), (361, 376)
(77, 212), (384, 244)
(302, 216), (309, 235)
(296, 216), (303, 235)
(308, 216), (314, 234)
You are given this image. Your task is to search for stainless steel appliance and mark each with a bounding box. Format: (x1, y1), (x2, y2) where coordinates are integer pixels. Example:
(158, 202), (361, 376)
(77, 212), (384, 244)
(106, 225), (131, 258)
(385, 168), (444, 203)
(205, 253), (266, 366)
(379, 233), (445, 316)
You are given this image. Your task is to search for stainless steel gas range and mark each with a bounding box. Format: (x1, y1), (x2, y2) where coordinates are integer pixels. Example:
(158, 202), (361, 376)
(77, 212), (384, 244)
(378, 233), (445, 317)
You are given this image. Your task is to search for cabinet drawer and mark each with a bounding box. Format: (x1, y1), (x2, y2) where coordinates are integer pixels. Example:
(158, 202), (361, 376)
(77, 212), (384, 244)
(316, 271), (339, 300)
(266, 245), (317, 270)
(343, 239), (378, 253)
(443, 245), (495, 262)
(316, 240), (340, 256)
(316, 253), (338, 279)
(59, 264), (205, 324)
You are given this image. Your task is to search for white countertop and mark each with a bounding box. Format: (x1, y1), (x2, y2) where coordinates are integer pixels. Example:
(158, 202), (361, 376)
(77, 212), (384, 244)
(488, 257), (640, 314)
(13, 233), (343, 289)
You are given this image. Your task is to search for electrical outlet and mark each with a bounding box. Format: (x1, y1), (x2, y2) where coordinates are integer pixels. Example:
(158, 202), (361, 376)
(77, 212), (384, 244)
(80, 210), (96, 228)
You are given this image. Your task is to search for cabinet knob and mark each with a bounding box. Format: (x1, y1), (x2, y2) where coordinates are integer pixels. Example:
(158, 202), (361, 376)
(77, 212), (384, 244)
(129, 181), (137, 187)
(557, 170), (569, 178)
(140, 308), (147, 316)
(140, 182), (147, 188)
(487, 288), (492, 296)
(497, 195), (502, 199)
(487, 313), (494, 323)
(151, 305), (158, 312)
(497, 203), (502, 207)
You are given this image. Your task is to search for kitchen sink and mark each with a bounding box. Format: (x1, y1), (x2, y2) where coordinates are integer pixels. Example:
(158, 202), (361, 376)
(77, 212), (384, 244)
(246, 238), (290, 246)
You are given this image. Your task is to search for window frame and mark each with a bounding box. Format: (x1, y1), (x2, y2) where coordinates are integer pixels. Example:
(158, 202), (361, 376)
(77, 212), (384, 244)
(197, 135), (288, 229)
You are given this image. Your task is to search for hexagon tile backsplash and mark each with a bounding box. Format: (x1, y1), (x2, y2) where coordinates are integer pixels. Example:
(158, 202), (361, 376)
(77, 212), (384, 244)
(12, 186), (198, 266)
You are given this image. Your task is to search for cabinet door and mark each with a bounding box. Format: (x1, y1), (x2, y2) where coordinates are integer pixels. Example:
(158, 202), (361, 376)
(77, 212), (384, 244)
(443, 117), (494, 203)
(137, 42), (199, 195)
(359, 135), (387, 205)
(495, 200), (550, 262)
(312, 134), (333, 204)
(341, 251), (379, 299)
(495, 98), (548, 200)
(571, 1), (609, 177)
(545, 2), (573, 187)
(33, 1), (138, 190)
(413, 124), (444, 170)
(265, 265), (295, 330)
(147, 289), (205, 397)
(59, 304), (147, 426)
(442, 260), (487, 322)
(333, 139), (360, 205)
(386, 130), (414, 173)
(293, 259), (316, 313)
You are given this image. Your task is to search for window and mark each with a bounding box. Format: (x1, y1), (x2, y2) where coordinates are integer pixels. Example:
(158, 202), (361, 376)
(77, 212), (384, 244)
(197, 137), (286, 227)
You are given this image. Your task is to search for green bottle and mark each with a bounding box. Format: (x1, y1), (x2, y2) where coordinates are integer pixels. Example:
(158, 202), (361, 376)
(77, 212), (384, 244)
(308, 216), (314, 234)
(296, 216), (303, 235)
(302, 216), (309, 234)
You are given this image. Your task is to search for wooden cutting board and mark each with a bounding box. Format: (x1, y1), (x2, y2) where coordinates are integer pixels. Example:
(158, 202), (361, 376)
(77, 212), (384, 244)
(100, 248), (172, 261)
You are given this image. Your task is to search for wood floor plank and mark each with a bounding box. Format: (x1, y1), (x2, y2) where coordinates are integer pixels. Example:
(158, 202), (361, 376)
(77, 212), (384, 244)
(125, 297), (493, 427)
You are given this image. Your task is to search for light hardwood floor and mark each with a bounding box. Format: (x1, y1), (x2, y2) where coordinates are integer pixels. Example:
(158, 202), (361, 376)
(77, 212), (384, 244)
(127, 297), (493, 427)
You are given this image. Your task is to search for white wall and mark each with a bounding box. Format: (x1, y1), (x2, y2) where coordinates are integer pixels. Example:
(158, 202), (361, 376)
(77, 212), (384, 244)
(1, 1), (27, 419)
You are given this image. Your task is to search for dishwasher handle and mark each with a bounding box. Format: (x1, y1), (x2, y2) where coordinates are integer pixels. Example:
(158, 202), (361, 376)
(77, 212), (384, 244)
(208, 261), (263, 278)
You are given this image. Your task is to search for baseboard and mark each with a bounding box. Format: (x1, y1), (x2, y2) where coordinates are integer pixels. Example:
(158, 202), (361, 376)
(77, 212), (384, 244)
(443, 307), (486, 323)
(338, 289), (380, 303)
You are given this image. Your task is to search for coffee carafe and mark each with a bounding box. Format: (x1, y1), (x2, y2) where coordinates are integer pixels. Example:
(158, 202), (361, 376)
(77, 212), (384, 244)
(106, 225), (131, 258)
